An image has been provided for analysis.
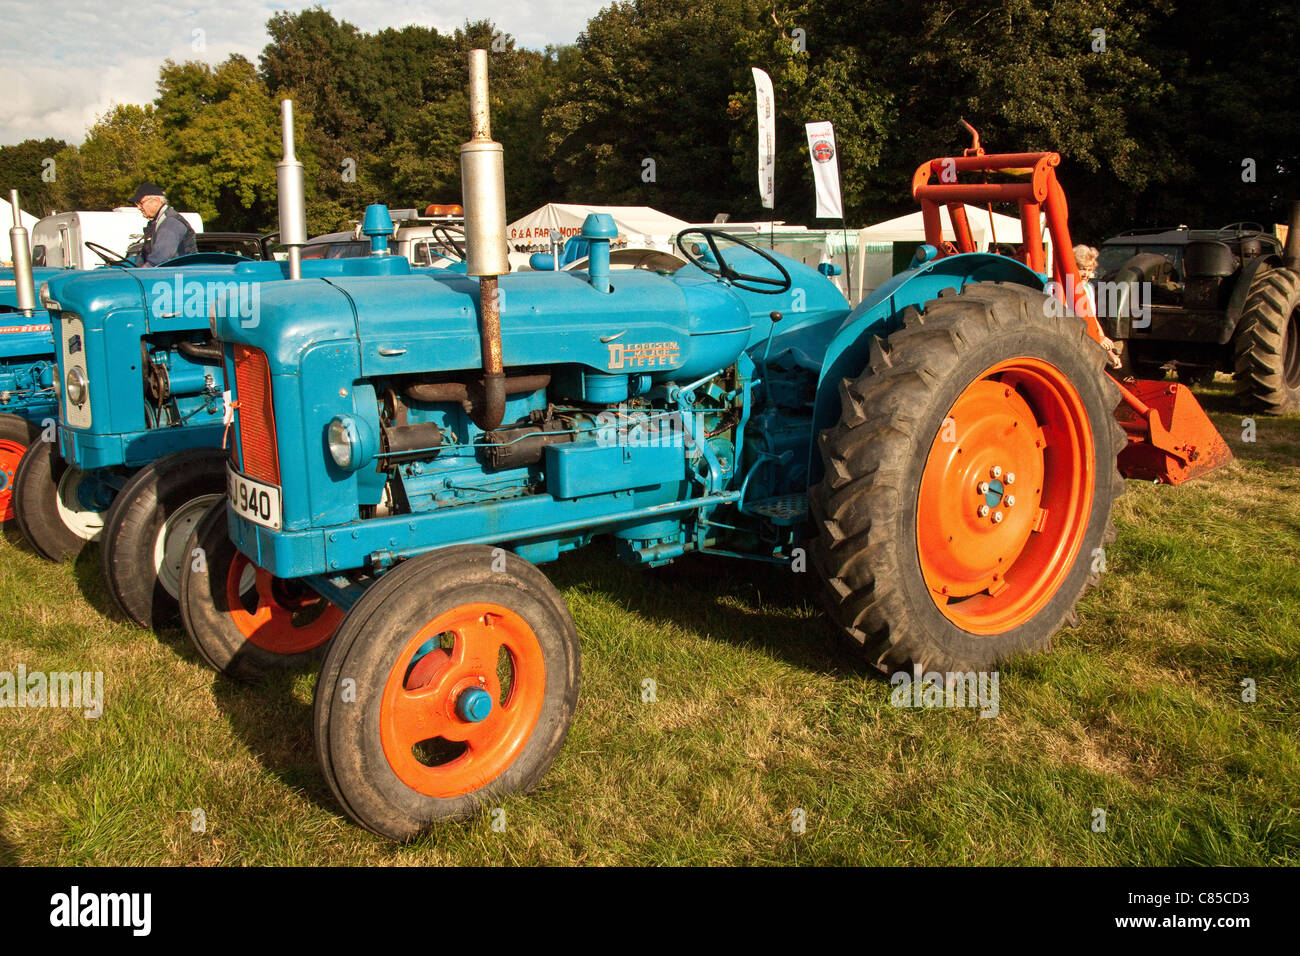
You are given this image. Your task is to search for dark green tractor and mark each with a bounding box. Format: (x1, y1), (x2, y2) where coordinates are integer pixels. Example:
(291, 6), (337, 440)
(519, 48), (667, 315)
(1098, 208), (1300, 414)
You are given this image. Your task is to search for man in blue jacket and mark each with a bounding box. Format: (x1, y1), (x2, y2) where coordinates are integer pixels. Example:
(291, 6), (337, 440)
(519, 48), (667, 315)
(130, 182), (198, 266)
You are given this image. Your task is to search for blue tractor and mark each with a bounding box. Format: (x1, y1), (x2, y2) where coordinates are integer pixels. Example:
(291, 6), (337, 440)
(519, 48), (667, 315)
(13, 103), (419, 632)
(175, 52), (1235, 841)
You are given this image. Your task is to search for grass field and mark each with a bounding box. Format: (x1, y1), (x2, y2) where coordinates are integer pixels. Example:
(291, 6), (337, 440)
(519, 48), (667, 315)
(0, 379), (1296, 866)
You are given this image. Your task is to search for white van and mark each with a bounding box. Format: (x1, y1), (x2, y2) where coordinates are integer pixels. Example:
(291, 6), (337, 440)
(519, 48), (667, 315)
(30, 207), (204, 269)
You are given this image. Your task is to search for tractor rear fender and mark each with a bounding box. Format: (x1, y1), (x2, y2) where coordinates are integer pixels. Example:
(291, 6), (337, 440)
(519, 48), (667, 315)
(808, 252), (1045, 485)
(1222, 256), (1280, 345)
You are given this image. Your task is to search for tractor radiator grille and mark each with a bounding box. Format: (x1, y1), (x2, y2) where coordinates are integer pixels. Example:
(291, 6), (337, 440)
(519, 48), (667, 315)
(233, 344), (281, 486)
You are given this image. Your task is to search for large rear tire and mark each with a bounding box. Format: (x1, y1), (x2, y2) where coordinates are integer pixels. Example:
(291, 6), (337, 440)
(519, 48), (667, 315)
(1233, 266), (1300, 414)
(0, 414), (38, 523)
(100, 447), (227, 630)
(12, 437), (115, 562)
(810, 282), (1126, 673)
(178, 500), (342, 681)
(313, 546), (580, 841)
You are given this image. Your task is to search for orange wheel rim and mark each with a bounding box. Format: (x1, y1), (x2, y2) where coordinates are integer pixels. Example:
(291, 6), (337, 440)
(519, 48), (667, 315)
(0, 439), (26, 522)
(917, 357), (1094, 634)
(224, 552), (342, 654)
(379, 602), (547, 798)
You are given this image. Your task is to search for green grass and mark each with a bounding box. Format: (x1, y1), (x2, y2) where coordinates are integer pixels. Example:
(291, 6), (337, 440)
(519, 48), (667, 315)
(0, 378), (1297, 865)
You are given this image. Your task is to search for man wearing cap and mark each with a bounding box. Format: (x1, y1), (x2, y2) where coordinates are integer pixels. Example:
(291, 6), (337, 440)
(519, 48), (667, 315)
(130, 182), (197, 266)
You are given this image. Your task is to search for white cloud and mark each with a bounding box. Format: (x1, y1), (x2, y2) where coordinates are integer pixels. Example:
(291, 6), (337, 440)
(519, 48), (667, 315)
(1, 0), (606, 145)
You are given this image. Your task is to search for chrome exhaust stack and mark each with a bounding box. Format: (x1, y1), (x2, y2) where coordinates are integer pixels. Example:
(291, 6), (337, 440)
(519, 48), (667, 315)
(277, 100), (307, 280)
(460, 49), (510, 430)
(8, 189), (36, 316)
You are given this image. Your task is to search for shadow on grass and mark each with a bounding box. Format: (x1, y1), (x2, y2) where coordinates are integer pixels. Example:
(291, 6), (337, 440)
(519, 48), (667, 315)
(0, 517), (36, 554)
(71, 546), (134, 627)
(0, 819), (18, 865)
(544, 539), (867, 680)
(208, 666), (339, 814)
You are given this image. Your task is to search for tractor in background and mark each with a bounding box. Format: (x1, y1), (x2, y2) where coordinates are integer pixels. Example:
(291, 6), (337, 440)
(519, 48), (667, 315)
(17, 103), (424, 632)
(1097, 215), (1300, 413)
(176, 51), (1231, 841)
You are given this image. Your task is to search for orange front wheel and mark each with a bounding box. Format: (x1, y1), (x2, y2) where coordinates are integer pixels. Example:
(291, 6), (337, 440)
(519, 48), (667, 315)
(314, 546), (580, 841)
(179, 500), (343, 681)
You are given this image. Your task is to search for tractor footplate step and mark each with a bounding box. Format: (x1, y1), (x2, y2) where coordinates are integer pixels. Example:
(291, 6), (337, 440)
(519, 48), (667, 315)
(748, 493), (808, 525)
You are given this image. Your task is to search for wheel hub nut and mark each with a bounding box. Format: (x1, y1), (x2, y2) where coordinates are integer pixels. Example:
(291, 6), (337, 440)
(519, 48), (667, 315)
(456, 687), (493, 723)
(1005, 495), (1016, 507)
(978, 504), (990, 517)
(993, 511), (1004, 523)
(1005, 472), (1016, 484)
(991, 465), (1003, 479)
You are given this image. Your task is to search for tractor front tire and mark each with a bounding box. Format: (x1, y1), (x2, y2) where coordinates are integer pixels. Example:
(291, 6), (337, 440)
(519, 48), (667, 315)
(12, 437), (111, 562)
(100, 448), (227, 630)
(178, 500), (342, 681)
(1233, 267), (1300, 414)
(0, 414), (39, 523)
(313, 546), (581, 841)
(811, 282), (1125, 674)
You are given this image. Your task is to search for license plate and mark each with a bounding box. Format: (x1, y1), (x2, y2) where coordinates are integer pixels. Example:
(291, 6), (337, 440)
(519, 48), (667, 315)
(228, 467), (281, 531)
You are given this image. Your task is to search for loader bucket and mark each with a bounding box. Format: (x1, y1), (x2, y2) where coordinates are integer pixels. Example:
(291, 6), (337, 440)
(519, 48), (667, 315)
(1112, 378), (1234, 484)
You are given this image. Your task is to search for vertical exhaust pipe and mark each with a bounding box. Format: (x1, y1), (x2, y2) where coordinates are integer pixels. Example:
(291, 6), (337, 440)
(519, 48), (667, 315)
(460, 49), (510, 431)
(8, 190), (36, 316)
(277, 99), (307, 280)
(1283, 200), (1300, 271)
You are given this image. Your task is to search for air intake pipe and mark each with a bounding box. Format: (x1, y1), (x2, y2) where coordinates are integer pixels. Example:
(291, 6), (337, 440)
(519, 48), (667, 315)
(8, 190), (36, 316)
(1284, 201), (1300, 271)
(277, 100), (307, 280)
(460, 49), (510, 431)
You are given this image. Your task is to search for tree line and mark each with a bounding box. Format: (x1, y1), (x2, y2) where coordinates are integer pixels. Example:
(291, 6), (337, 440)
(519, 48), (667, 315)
(2, 1), (1295, 244)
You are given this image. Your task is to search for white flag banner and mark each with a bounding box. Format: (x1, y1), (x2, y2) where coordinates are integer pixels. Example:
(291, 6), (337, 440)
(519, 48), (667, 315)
(752, 68), (775, 210)
(805, 121), (844, 219)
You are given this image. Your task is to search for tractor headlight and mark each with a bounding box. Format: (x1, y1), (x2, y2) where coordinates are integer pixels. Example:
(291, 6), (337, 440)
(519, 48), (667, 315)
(328, 416), (357, 470)
(65, 367), (88, 407)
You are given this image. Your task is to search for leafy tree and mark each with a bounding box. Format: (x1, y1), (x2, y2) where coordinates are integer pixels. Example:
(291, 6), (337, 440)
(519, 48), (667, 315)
(75, 104), (166, 209)
(155, 56), (299, 232)
(0, 138), (70, 217)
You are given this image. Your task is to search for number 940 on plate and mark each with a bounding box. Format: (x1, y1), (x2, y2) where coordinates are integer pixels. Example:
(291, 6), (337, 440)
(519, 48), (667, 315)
(228, 467), (282, 531)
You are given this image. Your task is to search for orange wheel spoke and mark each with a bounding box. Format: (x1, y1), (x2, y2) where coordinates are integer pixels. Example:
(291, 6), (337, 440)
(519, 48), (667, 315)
(380, 602), (547, 799)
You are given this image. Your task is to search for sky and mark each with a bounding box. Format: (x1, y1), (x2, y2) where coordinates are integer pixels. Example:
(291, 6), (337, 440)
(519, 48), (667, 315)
(0, 0), (608, 146)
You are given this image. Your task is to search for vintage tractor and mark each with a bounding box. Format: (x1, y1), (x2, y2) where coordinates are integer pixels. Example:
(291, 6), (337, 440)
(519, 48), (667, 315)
(178, 52), (1232, 841)
(0, 191), (62, 522)
(17, 103), (419, 631)
(1097, 211), (1300, 413)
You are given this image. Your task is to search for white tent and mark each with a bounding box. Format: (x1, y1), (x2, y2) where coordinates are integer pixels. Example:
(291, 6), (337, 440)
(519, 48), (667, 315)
(854, 204), (1052, 304)
(507, 203), (692, 255)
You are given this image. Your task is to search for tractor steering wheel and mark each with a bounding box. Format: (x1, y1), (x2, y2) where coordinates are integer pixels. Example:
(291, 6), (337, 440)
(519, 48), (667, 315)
(675, 229), (792, 295)
(84, 240), (134, 267)
(430, 224), (467, 260)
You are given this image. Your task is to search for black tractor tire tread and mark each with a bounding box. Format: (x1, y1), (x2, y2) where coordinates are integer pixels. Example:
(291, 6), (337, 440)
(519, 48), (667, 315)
(1233, 267), (1300, 414)
(100, 447), (228, 630)
(809, 281), (1126, 674)
(12, 436), (94, 562)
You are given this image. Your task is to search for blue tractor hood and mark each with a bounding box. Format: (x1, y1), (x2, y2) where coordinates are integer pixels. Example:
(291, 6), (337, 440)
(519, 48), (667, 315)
(216, 266), (767, 384)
